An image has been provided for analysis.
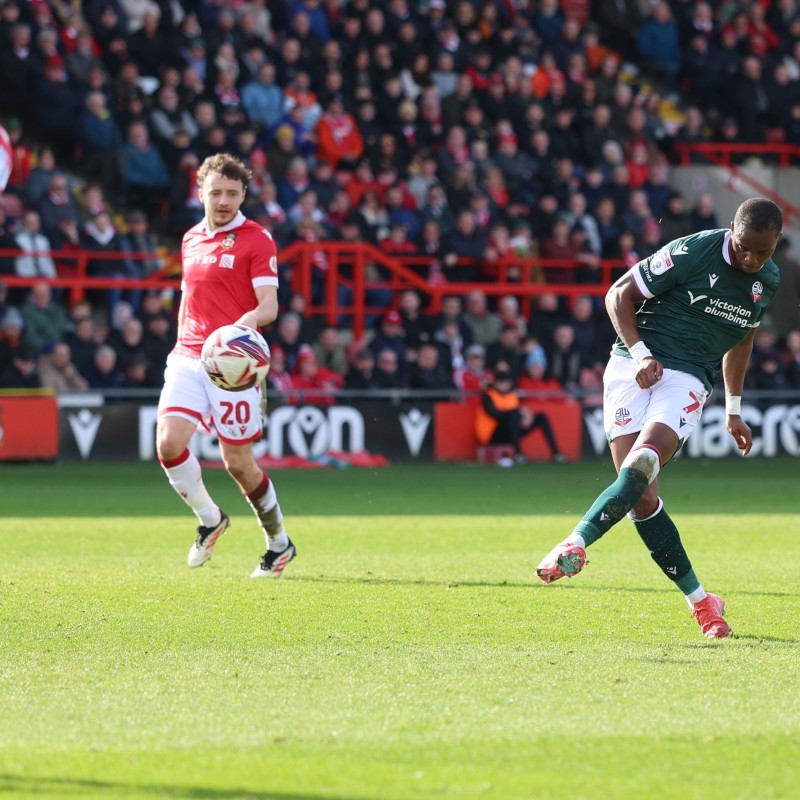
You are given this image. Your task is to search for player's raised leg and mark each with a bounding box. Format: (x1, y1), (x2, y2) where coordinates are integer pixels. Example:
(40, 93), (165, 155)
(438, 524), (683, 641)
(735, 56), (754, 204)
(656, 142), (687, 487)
(157, 414), (228, 567)
(536, 429), (666, 583)
(219, 440), (295, 578)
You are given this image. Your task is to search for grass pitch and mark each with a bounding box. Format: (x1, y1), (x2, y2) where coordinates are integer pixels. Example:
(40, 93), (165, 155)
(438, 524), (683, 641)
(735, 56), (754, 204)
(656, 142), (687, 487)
(1, 459), (798, 800)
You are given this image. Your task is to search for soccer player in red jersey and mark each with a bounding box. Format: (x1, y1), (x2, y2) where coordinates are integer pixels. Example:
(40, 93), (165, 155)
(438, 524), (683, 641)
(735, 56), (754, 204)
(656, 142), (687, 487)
(156, 153), (295, 578)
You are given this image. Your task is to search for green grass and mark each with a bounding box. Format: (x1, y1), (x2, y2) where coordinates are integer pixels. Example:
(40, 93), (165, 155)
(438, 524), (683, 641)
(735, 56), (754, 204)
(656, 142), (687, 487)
(1, 460), (798, 800)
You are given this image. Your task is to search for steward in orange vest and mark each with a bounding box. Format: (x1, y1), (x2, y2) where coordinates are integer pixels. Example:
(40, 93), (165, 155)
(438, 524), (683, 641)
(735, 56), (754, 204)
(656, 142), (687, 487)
(474, 366), (565, 462)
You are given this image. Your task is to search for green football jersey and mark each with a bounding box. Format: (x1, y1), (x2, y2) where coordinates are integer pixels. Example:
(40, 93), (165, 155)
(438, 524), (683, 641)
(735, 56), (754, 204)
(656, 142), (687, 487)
(611, 228), (780, 391)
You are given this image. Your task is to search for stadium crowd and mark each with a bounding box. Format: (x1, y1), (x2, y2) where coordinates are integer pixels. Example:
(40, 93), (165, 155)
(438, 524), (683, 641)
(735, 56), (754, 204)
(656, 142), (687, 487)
(1, 0), (800, 397)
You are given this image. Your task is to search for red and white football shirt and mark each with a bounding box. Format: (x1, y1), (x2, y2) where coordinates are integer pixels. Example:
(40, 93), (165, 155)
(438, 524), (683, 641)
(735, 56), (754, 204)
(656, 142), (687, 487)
(174, 211), (278, 357)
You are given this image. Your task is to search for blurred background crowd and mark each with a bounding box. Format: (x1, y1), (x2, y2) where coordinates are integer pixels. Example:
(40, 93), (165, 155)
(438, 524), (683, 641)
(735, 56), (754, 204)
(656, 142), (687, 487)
(1, 0), (799, 399)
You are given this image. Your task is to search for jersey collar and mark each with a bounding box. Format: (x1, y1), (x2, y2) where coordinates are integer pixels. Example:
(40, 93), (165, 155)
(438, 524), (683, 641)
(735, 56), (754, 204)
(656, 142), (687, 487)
(200, 211), (246, 237)
(722, 229), (733, 266)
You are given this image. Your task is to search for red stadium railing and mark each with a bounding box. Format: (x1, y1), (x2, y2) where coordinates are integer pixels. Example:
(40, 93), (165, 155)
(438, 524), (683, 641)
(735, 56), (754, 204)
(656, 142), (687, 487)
(673, 142), (800, 168)
(0, 244), (625, 338)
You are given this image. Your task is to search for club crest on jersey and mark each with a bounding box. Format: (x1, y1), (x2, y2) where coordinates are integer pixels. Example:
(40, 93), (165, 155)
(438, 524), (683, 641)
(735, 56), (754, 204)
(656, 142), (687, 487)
(221, 232), (237, 249)
(750, 281), (763, 302)
(220, 253), (235, 269)
(614, 407), (632, 427)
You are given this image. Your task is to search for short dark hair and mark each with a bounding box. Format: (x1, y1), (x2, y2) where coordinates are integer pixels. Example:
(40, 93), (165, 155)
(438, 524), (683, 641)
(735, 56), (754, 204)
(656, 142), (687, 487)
(735, 197), (783, 234)
(196, 152), (251, 189)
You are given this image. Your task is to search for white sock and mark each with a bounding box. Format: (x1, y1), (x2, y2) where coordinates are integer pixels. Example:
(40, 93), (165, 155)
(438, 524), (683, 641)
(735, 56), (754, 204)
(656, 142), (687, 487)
(162, 450), (220, 528)
(565, 534), (587, 550)
(685, 586), (707, 606)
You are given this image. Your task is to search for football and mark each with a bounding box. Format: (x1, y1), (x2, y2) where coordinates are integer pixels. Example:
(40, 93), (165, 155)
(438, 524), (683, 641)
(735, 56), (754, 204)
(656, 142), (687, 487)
(201, 324), (271, 392)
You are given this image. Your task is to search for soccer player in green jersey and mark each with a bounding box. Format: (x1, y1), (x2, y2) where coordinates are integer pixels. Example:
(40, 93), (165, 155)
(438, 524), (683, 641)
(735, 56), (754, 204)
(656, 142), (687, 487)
(536, 197), (783, 638)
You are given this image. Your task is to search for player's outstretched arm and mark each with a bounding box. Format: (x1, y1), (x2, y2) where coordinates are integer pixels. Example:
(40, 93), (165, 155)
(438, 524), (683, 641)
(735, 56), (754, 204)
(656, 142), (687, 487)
(722, 327), (756, 456)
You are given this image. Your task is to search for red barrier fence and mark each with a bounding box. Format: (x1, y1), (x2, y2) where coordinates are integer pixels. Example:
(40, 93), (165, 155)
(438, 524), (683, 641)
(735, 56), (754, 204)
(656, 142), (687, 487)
(1, 243), (625, 337)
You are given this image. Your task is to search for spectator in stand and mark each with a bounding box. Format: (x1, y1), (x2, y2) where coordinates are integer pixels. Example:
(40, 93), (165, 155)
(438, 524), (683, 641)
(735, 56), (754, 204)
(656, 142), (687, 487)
(636, 3), (681, 93)
(689, 192), (719, 232)
(370, 309), (407, 371)
(442, 209), (487, 282)
(317, 95), (364, 167)
(620, 190), (656, 245)
(493, 294), (525, 337)
(290, 344), (343, 405)
(408, 341), (454, 391)
(455, 343), (493, 402)
(63, 314), (100, 378)
(0, 21), (37, 124)
(0, 344), (41, 389)
(433, 317), (466, 374)
(594, 197), (621, 258)
(107, 316), (147, 374)
(273, 311), (305, 372)
(265, 345), (294, 395)
(415, 218), (446, 283)
(86, 343), (126, 391)
(345, 347), (379, 390)
(659, 191), (692, 244)
(241, 61), (284, 133)
(120, 209), (164, 313)
(148, 84), (200, 153)
(141, 309), (174, 387)
(20, 281), (71, 355)
(0, 305), (25, 365)
(783, 330), (800, 389)
(642, 161), (673, 220)
(727, 56), (769, 143)
(713, 117), (747, 165)
(0, 211), (17, 279)
(517, 345), (568, 400)
(276, 155), (311, 212)
(463, 289), (503, 349)
(312, 325), (348, 376)
(2, 117), (32, 197)
(540, 216), (579, 284)
(81, 210), (125, 320)
(419, 183), (455, 239)
(547, 323), (583, 393)
(37, 341), (89, 392)
(36, 174), (81, 244)
(397, 289), (431, 350)
(14, 210), (57, 281)
(639, 218), (665, 257)
(76, 90), (123, 195)
(486, 324), (525, 381)
(167, 150), (204, 233)
(33, 54), (79, 162)
(119, 121), (170, 217)
(22, 146), (57, 207)
(373, 348), (405, 389)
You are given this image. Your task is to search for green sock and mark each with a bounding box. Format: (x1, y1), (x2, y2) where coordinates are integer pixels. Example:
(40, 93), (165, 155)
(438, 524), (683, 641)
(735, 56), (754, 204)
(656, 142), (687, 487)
(632, 501), (700, 595)
(571, 466), (650, 546)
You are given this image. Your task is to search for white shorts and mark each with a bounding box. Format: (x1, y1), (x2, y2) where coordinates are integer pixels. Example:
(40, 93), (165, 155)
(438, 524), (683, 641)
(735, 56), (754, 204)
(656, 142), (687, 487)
(603, 355), (709, 444)
(158, 353), (264, 445)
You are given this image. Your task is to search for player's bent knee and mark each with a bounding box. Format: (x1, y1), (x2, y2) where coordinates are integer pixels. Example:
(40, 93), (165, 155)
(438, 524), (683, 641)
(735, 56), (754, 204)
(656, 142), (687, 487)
(621, 445), (660, 485)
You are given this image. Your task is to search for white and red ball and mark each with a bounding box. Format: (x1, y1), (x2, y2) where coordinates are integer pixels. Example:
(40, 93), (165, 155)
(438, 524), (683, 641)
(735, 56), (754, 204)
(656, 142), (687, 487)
(201, 324), (271, 392)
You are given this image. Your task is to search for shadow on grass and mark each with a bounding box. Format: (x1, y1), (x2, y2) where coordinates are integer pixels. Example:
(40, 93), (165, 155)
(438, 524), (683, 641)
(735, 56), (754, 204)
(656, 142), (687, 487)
(679, 635), (799, 649)
(294, 575), (800, 600)
(0, 774), (370, 800)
